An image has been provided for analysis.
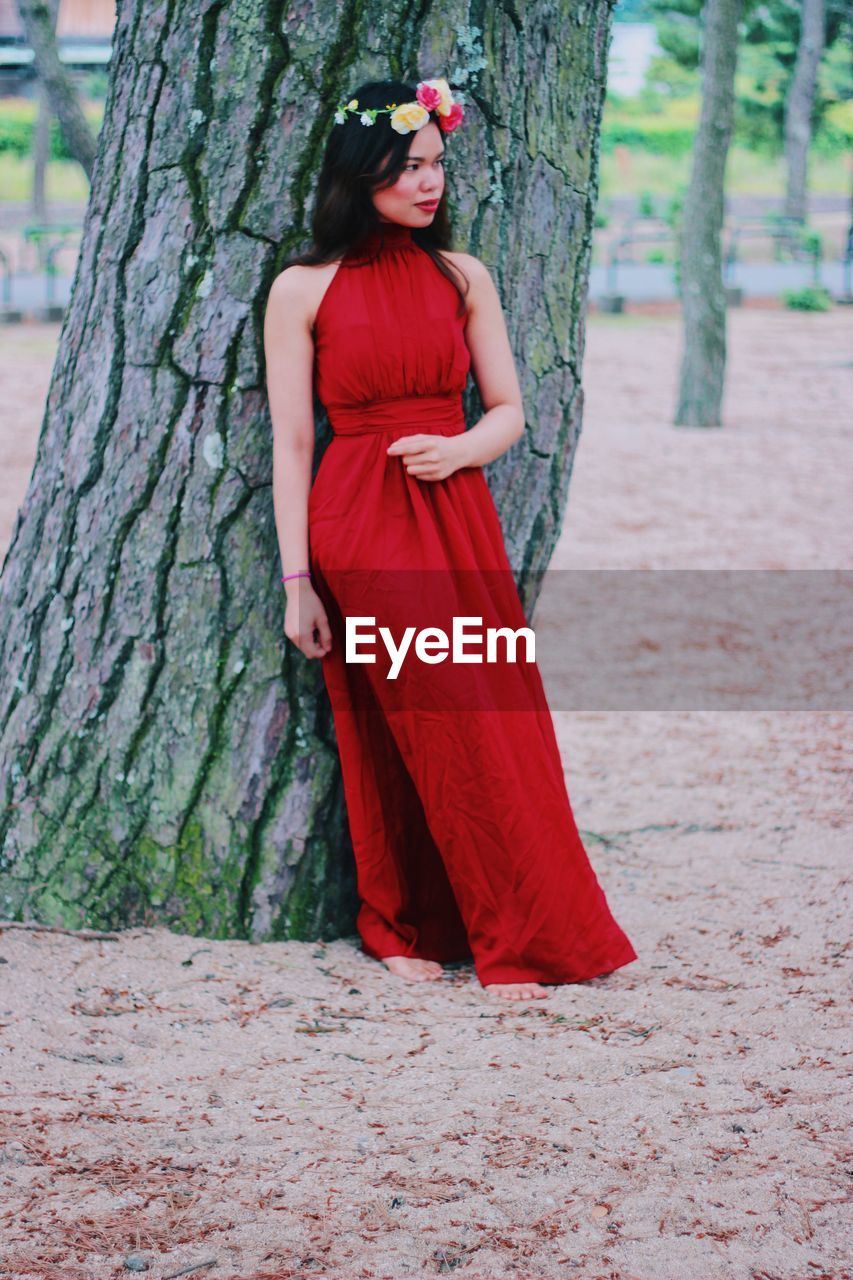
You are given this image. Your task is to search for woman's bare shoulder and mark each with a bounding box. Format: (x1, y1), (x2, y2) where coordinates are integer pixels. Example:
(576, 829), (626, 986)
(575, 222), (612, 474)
(438, 249), (490, 281)
(439, 247), (480, 265)
(268, 261), (343, 298)
(437, 250), (491, 309)
(267, 260), (343, 327)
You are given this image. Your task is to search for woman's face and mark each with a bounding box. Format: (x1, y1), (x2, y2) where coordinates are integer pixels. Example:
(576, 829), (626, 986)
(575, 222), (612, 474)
(372, 121), (446, 228)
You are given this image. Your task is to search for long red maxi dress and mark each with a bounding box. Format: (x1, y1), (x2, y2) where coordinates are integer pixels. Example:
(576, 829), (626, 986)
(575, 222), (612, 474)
(307, 219), (637, 987)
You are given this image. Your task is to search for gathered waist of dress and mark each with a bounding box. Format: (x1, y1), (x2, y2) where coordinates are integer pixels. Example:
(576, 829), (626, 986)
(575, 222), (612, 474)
(328, 392), (466, 437)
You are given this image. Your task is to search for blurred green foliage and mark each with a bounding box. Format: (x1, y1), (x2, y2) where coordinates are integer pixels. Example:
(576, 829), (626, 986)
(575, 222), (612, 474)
(0, 99), (104, 158)
(782, 284), (833, 310)
(646, 0), (853, 153)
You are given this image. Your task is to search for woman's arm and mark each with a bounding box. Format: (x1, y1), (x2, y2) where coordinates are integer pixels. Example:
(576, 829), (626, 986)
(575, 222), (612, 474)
(263, 268), (331, 658)
(263, 268), (316, 585)
(452, 254), (526, 467)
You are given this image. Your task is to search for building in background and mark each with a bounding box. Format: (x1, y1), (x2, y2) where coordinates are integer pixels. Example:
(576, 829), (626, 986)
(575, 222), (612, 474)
(0, 0), (115, 95)
(608, 21), (660, 97)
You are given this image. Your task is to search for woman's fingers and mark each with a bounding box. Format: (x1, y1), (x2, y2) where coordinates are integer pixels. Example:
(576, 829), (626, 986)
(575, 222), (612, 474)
(285, 609), (333, 659)
(315, 612), (333, 652)
(304, 613), (332, 657)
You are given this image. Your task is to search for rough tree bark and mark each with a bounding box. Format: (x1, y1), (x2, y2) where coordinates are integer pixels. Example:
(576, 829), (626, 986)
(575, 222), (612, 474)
(675, 0), (743, 427)
(0, 1), (613, 937)
(784, 0), (826, 224)
(17, 0), (98, 181)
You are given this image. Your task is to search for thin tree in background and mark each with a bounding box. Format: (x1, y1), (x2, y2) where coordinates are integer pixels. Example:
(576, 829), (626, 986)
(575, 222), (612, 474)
(784, 0), (826, 223)
(675, 0), (743, 427)
(17, 0), (97, 181)
(30, 0), (60, 221)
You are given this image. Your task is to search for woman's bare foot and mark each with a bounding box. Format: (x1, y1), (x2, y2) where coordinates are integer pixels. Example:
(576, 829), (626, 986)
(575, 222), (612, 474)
(380, 955), (445, 982)
(484, 980), (549, 1000)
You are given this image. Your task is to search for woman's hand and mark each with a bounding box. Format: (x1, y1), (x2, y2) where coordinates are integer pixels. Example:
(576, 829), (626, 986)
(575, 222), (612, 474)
(386, 433), (467, 482)
(284, 579), (332, 659)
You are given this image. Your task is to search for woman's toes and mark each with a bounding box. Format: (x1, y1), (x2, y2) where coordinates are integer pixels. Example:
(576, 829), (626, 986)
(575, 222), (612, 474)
(381, 955), (445, 982)
(484, 981), (549, 1000)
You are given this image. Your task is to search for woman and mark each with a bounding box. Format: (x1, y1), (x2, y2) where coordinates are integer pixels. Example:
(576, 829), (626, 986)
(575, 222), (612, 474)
(263, 77), (638, 1001)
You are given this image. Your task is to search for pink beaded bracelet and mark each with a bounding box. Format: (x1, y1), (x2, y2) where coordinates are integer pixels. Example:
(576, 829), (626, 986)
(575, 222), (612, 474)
(282, 569), (311, 583)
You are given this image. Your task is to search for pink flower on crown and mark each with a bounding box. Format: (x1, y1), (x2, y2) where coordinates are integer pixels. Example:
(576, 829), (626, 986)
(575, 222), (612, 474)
(438, 101), (465, 133)
(416, 82), (443, 113)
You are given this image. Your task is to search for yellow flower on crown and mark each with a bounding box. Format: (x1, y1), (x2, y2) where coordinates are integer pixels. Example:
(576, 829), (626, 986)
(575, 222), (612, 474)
(389, 101), (430, 134)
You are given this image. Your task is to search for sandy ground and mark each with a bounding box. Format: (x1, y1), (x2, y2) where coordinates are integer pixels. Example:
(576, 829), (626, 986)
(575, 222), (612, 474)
(0, 306), (851, 1279)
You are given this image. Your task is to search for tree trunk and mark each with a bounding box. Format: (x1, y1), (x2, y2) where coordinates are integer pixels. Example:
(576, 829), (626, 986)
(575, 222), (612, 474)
(29, 0), (60, 222)
(675, 0), (742, 427)
(0, 1), (613, 938)
(32, 78), (50, 222)
(16, 0), (98, 181)
(784, 0), (826, 224)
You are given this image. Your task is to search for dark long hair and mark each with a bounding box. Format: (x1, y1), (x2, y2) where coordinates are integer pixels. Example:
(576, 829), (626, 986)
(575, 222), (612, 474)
(284, 79), (470, 320)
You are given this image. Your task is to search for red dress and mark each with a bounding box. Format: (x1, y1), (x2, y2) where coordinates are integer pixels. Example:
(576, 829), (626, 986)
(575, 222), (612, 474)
(308, 220), (637, 987)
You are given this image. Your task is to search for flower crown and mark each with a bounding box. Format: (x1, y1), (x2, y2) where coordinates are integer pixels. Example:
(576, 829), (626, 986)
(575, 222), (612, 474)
(333, 76), (465, 135)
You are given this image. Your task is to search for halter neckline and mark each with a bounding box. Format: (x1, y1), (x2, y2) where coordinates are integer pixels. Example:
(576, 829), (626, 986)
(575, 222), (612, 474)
(347, 220), (416, 262)
(367, 220), (414, 244)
